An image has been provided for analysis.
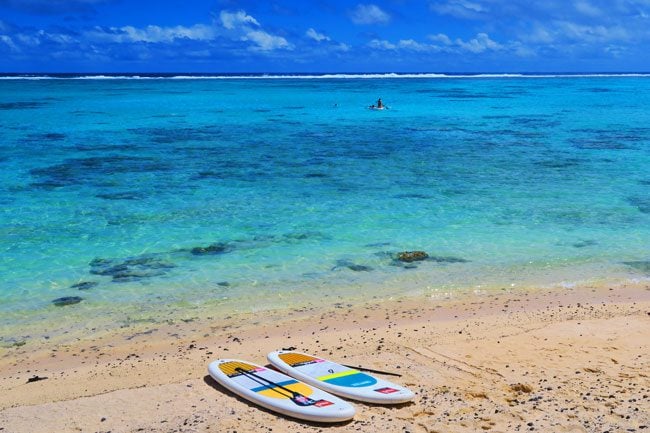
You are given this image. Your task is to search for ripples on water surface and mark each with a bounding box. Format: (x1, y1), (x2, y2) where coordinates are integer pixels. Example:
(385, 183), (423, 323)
(1, 75), (649, 341)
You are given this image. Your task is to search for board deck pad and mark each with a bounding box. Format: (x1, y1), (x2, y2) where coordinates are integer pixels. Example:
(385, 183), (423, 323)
(208, 359), (355, 422)
(268, 351), (415, 404)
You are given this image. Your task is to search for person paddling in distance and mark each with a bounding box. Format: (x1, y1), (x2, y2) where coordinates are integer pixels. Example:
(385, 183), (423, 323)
(369, 97), (386, 110)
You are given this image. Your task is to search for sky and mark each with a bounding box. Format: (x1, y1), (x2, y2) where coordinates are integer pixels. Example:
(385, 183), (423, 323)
(1, 0), (650, 73)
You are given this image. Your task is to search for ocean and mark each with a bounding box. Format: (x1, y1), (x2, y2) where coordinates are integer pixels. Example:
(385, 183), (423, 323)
(1, 73), (649, 345)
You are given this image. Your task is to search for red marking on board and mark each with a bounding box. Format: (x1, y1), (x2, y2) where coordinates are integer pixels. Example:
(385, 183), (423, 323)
(375, 387), (399, 394)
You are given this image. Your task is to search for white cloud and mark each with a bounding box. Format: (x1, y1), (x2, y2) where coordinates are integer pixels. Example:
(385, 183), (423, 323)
(335, 42), (351, 52)
(0, 34), (19, 51)
(368, 38), (396, 49)
(604, 44), (627, 57)
(82, 12), (292, 54)
(526, 23), (555, 44)
(521, 20), (630, 45)
(557, 21), (628, 42)
(428, 33), (453, 45)
(306, 28), (330, 42)
(456, 32), (502, 53)
(350, 4), (391, 24)
(511, 41), (537, 57)
(87, 24), (216, 43)
(368, 32), (505, 54)
(217, 9), (292, 52)
(243, 30), (291, 51)
(49, 32), (74, 44)
(16, 33), (41, 46)
(574, 0), (602, 17)
(397, 39), (430, 51)
(368, 38), (438, 52)
(429, 0), (487, 19)
(219, 10), (259, 30)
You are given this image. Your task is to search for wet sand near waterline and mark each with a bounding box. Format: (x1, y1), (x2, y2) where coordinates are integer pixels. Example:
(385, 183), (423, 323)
(1, 282), (649, 433)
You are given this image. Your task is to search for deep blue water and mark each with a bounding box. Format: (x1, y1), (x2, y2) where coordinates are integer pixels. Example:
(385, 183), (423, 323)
(1, 74), (649, 342)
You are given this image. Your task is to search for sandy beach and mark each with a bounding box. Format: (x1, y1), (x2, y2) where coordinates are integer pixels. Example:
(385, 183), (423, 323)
(1, 282), (648, 433)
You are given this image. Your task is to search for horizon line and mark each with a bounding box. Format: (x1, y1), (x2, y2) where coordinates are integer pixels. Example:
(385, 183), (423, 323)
(2, 71), (650, 80)
(2, 70), (650, 74)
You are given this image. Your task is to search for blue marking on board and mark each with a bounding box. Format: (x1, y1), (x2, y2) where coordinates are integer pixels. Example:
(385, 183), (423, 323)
(325, 373), (377, 388)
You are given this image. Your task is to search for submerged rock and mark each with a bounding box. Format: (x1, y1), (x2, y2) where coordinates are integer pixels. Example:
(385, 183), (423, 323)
(366, 242), (391, 248)
(572, 240), (597, 248)
(111, 269), (167, 282)
(90, 255), (176, 283)
(332, 259), (373, 272)
(389, 251), (469, 268)
(71, 281), (98, 290)
(283, 231), (330, 242)
(628, 196), (650, 214)
(25, 132), (66, 142)
(129, 126), (223, 144)
(428, 255), (469, 263)
(347, 264), (373, 272)
(95, 191), (143, 200)
(190, 242), (232, 256)
(29, 155), (170, 189)
(623, 261), (650, 274)
(0, 101), (46, 110)
(52, 296), (83, 306)
(396, 251), (429, 263)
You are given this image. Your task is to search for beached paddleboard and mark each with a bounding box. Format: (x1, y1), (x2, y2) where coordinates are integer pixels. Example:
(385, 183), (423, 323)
(267, 351), (415, 404)
(207, 359), (355, 423)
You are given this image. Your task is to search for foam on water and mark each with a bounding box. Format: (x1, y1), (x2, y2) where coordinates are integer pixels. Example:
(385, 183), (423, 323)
(2, 73), (650, 80)
(1, 75), (649, 344)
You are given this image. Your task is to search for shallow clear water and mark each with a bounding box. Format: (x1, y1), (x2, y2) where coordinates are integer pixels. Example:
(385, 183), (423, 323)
(1, 75), (649, 342)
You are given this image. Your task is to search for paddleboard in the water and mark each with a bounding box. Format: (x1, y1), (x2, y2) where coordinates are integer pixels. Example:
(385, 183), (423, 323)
(267, 351), (415, 404)
(207, 359), (355, 423)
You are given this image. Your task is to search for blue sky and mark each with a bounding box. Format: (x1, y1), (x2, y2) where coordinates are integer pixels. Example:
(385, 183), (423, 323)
(1, 0), (649, 72)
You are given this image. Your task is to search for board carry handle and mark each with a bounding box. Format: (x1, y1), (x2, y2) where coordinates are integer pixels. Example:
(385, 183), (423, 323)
(235, 367), (318, 407)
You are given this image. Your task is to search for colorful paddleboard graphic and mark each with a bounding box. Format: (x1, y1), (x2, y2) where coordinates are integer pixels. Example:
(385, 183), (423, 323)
(278, 353), (378, 388)
(219, 361), (322, 406)
(208, 359), (356, 422)
(268, 351), (415, 404)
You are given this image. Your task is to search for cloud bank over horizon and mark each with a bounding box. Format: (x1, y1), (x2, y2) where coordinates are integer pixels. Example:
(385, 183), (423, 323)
(1, 0), (649, 72)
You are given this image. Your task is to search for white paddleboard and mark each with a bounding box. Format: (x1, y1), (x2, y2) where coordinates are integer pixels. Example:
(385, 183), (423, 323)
(207, 359), (355, 423)
(267, 350), (415, 404)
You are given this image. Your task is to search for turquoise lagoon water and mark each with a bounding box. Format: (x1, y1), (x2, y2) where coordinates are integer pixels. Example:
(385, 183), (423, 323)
(1, 74), (649, 342)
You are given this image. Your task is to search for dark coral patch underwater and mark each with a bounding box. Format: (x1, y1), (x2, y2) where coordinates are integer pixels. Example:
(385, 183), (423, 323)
(129, 126), (223, 144)
(52, 296), (83, 306)
(0, 101), (47, 110)
(90, 255), (176, 283)
(29, 155), (171, 189)
(623, 261), (650, 274)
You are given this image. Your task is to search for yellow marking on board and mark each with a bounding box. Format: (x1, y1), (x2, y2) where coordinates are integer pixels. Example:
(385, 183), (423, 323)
(219, 361), (257, 377)
(257, 382), (314, 399)
(279, 352), (319, 366)
(317, 369), (359, 382)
